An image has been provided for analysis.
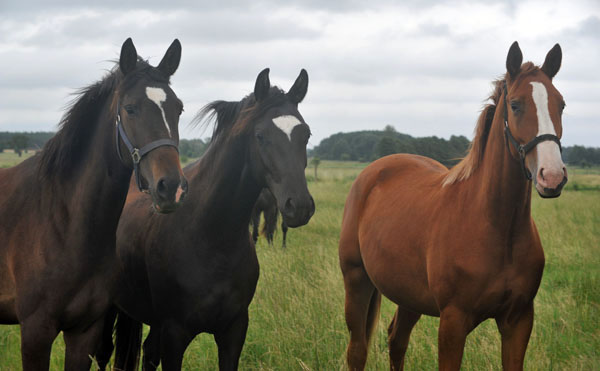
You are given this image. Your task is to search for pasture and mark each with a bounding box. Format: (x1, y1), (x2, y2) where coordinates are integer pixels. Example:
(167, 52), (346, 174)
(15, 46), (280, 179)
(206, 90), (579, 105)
(0, 156), (598, 370)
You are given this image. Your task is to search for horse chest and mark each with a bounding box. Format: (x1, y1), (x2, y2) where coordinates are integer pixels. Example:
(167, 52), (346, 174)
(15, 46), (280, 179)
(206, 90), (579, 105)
(167, 242), (259, 331)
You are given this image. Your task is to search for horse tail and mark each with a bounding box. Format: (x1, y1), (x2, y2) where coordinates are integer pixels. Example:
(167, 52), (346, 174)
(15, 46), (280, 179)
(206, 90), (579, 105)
(365, 290), (382, 346)
(114, 310), (143, 371)
(261, 205), (278, 238)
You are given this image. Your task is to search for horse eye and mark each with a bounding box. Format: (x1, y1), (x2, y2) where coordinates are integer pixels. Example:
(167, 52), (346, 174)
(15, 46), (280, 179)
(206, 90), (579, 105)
(510, 101), (520, 113)
(124, 105), (137, 115)
(256, 132), (265, 145)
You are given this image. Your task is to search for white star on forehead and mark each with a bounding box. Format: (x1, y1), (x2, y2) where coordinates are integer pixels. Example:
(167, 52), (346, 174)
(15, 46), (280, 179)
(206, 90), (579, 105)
(146, 87), (171, 137)
(272, 115), (301, 141)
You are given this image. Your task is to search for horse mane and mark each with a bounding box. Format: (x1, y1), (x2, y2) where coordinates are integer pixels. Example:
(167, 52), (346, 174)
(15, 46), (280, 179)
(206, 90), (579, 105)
(194, 86), (289, 143)
(443, 62), (539, 186)
(38, 58), (168, 180)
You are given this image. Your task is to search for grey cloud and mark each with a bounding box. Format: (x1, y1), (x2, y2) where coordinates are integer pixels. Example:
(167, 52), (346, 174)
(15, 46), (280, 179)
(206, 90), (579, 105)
(0, 0), (598, 148)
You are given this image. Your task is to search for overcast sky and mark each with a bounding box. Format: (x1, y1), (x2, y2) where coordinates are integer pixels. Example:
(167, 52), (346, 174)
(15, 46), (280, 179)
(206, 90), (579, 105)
(1, 0), (599, 147)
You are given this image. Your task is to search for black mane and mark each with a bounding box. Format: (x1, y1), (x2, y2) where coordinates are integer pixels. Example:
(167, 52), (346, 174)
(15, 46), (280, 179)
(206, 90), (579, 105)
(38, 59), (169, 180)
(195, 86), (290, 143)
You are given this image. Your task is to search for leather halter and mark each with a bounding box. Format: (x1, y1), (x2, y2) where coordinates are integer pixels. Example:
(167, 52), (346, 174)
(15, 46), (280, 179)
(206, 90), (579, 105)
(115, 103), (179, 192)
(502, 81), (562, 180)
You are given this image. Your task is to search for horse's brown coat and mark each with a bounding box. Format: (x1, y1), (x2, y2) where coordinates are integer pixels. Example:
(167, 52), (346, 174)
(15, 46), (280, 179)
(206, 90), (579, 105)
(340, 42), (566, 370)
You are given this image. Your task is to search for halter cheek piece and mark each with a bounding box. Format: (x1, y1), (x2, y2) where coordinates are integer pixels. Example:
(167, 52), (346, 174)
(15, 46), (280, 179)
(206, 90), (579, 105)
(502, 81), (562, 180)
(115, 103), (179, 192)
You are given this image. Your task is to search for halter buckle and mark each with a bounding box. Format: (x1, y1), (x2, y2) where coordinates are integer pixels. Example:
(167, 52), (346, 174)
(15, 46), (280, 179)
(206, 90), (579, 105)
(131, 149), (141, 164)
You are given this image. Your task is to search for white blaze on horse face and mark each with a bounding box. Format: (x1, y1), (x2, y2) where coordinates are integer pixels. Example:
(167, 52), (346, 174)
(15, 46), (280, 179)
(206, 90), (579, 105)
(146, 87), (171, 137)
(272, 115), (301, 141)
(530, 81), (564, 175)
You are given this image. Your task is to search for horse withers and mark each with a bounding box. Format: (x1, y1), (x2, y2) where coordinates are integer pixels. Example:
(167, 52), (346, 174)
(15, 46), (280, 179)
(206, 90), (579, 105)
(103, 68), (314, 370)
(340, 42), (566, 370)
(0, 38), (186, 370)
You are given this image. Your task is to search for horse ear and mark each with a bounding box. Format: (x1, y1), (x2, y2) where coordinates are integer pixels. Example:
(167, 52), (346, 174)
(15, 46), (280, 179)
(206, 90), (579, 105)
(506, 41), (523, 80)
(119, 38), (137, 75)
(287, 69), (309, 104)
(254, 68), (270, 102)
(541, 43), (562, 79)
(158, 39), (182, 77)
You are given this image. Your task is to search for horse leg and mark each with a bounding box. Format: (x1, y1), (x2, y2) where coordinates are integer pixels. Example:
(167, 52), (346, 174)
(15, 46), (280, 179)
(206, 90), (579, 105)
(387, 306), (421, 371)
(343, 266), (381, 371)
(214, 310), (249, 371)
(281, 221), (288, 249)
(264, 207), (277, 246)
(143, 325), (162, 371)
(159, 321), (194, 371)
(495, 303), (534, 371)
(95, 307), (118, 371)
(251, 212), (259, 244)
(20, 315), (59, 371)
(63, 316), (106, 371)
(437, 306), (471, 371)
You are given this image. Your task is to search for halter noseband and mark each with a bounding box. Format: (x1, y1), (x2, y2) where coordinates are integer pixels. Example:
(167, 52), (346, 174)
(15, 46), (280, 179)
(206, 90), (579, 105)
(115, 103), (179, 192)
(502, 81), (562, 180)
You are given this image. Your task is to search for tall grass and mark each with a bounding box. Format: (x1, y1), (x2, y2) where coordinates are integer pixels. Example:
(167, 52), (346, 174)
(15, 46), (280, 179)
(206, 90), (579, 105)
(0, 161), (598, 370)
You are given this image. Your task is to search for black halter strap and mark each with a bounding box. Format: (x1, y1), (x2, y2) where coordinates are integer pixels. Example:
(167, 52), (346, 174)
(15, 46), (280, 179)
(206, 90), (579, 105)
(115, 103), (179, 192)
(502, 81), (562, 180)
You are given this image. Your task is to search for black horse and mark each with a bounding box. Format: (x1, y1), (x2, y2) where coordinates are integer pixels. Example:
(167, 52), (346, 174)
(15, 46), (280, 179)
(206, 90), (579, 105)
(251, 188), (289, 248)
(103, 68), (314, 370)
(0, 38), (186, 370)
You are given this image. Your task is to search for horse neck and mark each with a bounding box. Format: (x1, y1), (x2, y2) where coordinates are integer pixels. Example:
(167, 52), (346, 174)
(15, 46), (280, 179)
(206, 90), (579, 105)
(52, 96), (131, 228)
(189, 133), (263, 232)
(469, 107), (533, 226)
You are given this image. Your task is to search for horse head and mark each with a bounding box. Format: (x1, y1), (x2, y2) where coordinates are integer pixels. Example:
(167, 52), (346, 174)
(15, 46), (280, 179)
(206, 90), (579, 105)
(504, 41), (567, 198)
(248, 68), (315, 227)
(116, 38), (188, 212)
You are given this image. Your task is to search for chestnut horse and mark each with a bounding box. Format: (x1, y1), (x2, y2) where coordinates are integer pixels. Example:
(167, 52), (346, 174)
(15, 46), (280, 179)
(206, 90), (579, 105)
(251, 188), (289, 248)
(0, 39), (186, 370)
(103, 68), (314, 370)
(340, 42), (566, 370)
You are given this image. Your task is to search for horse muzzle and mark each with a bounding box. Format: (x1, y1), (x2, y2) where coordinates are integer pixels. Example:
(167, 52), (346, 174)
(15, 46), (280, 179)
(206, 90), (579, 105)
(152, 176), (188, 213)
(281, 194), (315, 227)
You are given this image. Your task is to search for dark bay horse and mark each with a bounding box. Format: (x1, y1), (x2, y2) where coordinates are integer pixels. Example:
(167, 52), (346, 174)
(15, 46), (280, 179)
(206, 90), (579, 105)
(339, 42), (566, 370)
(107, 68), (314, 370)
(0, 38), (186, 370)
(251, 188), (289, 248)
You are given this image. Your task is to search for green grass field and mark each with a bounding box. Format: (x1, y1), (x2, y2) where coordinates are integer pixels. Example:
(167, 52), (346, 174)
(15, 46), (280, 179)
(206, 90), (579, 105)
(0, 156), (598, 370)
(0, 151), (35, 168)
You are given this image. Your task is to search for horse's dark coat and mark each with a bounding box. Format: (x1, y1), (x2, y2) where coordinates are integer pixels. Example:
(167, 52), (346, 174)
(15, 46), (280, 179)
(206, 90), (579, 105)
(106, 69), (314, 370)
(0, 38), (185, 370)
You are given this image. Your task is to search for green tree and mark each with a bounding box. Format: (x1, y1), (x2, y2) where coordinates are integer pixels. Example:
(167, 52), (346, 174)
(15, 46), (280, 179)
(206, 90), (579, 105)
(310, 157), (321, 180)
(375, 136), (398, 158)
(331, 138), (351, 160)
(10, 134), (29, 157)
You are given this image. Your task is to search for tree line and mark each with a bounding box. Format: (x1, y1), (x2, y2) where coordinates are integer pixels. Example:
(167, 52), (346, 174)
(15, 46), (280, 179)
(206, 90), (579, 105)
(1, 132), (208, 160)
(311, 126), (471, 167)
(2, 130), (599, 167)
(310, 125), (600, 167)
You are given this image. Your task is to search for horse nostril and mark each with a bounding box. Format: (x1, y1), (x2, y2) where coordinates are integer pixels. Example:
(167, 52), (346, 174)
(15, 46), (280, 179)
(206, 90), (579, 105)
(156, 177), (178, 200)
(157, 178), (167, 198)
(284, 198), (296, 216)
(539, 168), (545, 181)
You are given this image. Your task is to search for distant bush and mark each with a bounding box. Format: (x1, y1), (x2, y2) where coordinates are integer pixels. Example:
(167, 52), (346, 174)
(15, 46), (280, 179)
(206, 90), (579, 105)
(312, 130), (470, 167)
